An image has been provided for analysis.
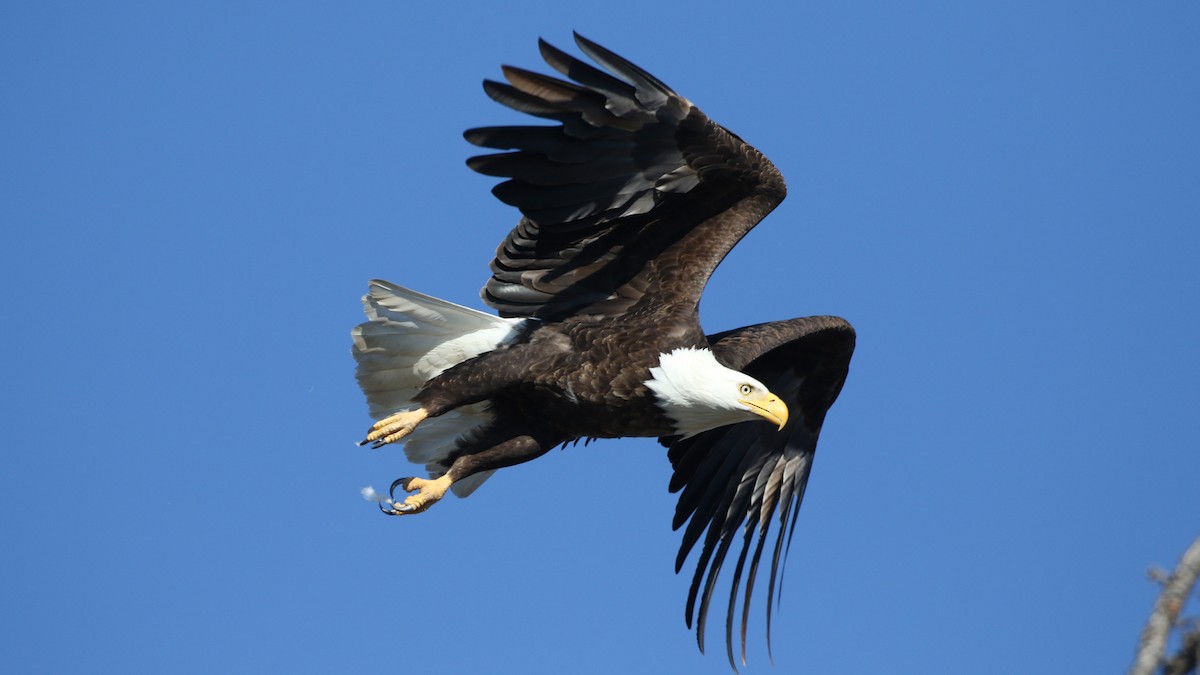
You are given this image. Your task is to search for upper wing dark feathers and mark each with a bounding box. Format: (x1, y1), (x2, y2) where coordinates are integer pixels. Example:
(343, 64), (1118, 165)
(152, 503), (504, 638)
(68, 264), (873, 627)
(570, 32), (677, 107)
(469, 151), (640, 186)
(466, 125), (624, 158)
(537, 38), (645, 113)
(465, 34), (784, 320)
(479, 79), (584, 123)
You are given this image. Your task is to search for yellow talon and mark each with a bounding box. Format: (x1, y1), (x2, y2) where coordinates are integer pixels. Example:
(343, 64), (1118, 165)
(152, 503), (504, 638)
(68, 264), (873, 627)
(385, 475), (453, 515)
(360, 408), (429, 447)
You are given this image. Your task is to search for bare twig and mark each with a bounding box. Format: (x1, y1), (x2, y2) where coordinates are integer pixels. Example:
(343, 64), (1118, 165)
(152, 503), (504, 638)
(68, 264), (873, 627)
(1130, 536), (1200, 675)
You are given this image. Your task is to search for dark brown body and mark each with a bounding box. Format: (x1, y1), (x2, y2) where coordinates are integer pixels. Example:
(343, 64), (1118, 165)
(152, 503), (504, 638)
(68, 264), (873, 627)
(415, 308), (708, 448)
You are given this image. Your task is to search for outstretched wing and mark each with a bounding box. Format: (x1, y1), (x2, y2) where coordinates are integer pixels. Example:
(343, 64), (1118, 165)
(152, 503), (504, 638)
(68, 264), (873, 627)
(664, 316), (855, 668)
(466, 33), (786, 320)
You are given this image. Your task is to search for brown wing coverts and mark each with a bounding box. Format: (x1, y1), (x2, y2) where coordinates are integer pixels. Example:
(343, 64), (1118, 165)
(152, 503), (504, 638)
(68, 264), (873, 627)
(664, 317), (856, 667)
(466, 33), (783, 319)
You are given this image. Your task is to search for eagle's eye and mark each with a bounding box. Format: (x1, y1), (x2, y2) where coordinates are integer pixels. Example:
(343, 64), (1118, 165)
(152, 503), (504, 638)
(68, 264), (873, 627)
(739, 383), (753, 396)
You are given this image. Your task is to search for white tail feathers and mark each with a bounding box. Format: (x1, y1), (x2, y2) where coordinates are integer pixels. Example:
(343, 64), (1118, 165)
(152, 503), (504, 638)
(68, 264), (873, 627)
(352, 280), (524, 497)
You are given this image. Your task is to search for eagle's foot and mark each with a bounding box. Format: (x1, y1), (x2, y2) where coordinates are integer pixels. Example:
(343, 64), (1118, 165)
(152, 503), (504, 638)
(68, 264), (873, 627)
(359, 408), (429, 448)
(381, 475), (453, 515)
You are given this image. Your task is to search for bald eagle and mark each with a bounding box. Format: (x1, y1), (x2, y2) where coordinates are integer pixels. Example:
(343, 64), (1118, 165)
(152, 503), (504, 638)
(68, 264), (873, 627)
(352, 34), (855, 667)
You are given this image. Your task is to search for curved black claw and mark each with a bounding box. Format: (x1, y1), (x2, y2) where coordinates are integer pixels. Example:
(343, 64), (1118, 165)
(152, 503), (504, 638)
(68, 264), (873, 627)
(357, 436), (388, 449)
(376, 477), (418, 515)
(357, 425), (378, 447)
(388, 477), (414, 500)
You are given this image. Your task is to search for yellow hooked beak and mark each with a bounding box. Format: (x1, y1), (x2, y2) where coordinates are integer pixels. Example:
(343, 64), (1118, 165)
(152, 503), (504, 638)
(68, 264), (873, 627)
(739, 391), (789, 431)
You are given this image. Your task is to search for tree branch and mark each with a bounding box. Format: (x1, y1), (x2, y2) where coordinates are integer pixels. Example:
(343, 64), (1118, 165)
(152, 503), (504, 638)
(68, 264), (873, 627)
(1162, 621), (1199, 675)
(1131, 536), (1200, 675)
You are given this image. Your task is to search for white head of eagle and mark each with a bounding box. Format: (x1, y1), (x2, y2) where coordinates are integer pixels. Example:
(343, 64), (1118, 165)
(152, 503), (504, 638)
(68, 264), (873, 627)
(645, 347), (789, 438)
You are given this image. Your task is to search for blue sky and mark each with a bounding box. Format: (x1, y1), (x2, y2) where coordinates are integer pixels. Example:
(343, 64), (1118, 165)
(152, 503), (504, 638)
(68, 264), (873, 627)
(3, 2), (1198, 673)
